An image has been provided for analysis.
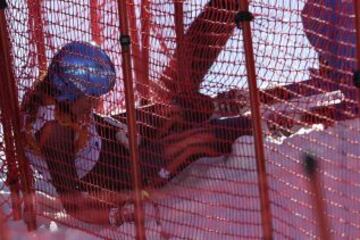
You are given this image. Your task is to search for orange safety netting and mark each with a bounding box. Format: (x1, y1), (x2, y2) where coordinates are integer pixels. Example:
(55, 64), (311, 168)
(1, 0), (360, 239)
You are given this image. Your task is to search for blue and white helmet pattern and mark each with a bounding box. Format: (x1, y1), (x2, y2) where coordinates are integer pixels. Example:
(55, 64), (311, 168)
(49, 41), (116, 102)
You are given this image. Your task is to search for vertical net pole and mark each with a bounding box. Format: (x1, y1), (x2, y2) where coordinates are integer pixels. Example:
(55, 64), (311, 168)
(0, 3), (37, 231)
(353, 0), (360, 113)
(117, 1), (145, 239)
(238, 1), (273, 239)
(27, 0), (47, 74)
(174, 0), (185, 91)
(0, 1), (21, 217)
(90, 0), (102, 44)
(140, 0), (150, 103)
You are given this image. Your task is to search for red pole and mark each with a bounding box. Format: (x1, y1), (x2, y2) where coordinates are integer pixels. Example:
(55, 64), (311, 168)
(353, 0), (360, 115)
(140, 0), (150, 103)
(27, 0), (47, 74)
(116, 1), (145, 240)
(0, 4), (37, 231)
(174, 0), (186, 92)
(238, 1), (273, 239)
(0, 6), (22, 219)
(90, 0), (102, 44)
(0, 3), (22, 216)
(303, 153), (332, 240)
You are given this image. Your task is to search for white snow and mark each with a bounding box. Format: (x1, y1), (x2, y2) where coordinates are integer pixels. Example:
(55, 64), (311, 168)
(2, 118), (360, 239)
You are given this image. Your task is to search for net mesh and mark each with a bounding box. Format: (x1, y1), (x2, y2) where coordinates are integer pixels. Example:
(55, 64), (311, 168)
(1, 0), (360, 239)
(0, 112), (12, 222)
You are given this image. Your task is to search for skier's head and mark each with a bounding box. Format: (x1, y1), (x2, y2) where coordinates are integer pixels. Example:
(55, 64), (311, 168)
(49, 41), (116, 102)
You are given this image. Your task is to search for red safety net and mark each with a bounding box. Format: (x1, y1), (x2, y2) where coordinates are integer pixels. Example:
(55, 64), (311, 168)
(1, 0), (360, 239)
(0, 112), (12, 221)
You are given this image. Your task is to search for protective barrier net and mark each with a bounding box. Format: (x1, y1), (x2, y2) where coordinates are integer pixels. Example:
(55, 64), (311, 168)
(1, 0), (360, 239)
(0, 111), (12, 221)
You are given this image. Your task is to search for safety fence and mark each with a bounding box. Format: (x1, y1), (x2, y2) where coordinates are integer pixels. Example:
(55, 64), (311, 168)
(1, 0), (360, 239)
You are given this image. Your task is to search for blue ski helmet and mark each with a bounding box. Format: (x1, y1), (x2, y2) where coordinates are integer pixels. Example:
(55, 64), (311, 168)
(49, 41), (116, 102)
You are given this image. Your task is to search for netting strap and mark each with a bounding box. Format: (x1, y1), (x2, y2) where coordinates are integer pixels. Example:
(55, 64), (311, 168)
(120, 35), (131, 47)
(0, 1), (7, 10)
(234, 10), (254, 28)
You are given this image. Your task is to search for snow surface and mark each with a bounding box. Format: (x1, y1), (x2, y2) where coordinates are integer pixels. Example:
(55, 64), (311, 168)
(2, 118), (360, 239)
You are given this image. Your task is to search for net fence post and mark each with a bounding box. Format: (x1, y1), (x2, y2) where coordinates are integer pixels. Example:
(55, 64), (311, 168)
(237, 1), (273, 239)
(0, 2), (21, 217)
(0, 1), (37, 231)
(117, 1), (146, 239)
